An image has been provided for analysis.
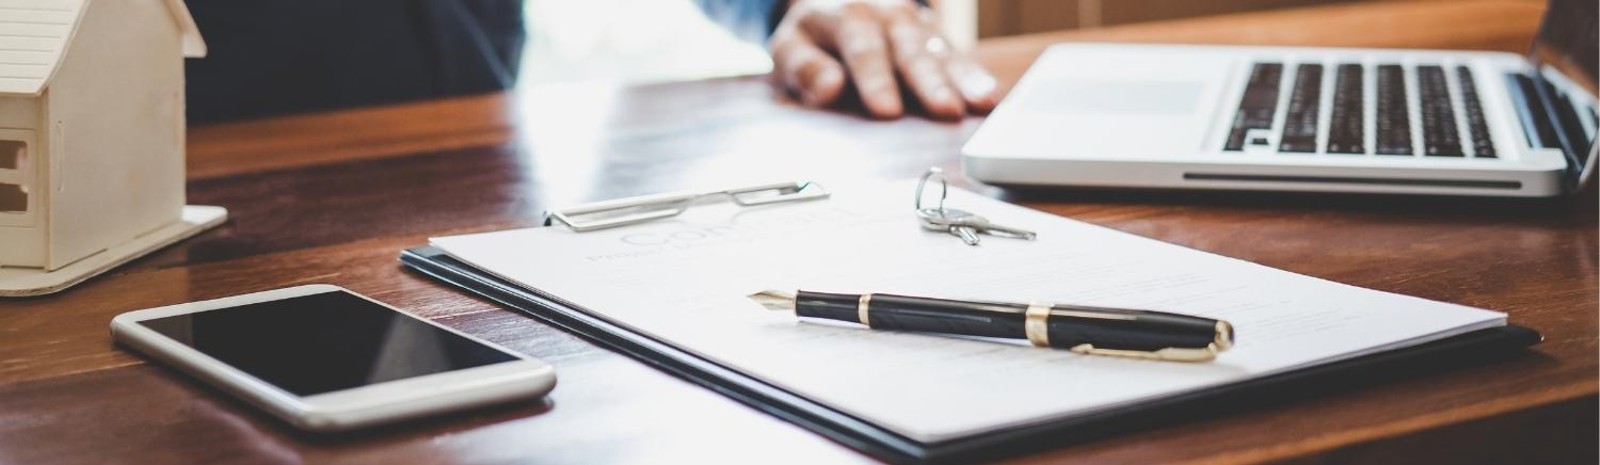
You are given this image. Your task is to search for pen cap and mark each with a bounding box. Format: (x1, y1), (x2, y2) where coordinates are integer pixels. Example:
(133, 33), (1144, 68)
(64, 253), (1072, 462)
(1046, 307), (1221, 351)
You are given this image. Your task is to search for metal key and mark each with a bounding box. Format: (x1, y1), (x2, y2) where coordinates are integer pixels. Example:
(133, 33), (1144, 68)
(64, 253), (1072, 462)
(920, 209), (996, 245)
(945, 210), (986, 245)
(950, 225), (982, 245)
(917, 208), (971, 243)
(918, 208), (1037, 245)
(942, 210), (1037, 241)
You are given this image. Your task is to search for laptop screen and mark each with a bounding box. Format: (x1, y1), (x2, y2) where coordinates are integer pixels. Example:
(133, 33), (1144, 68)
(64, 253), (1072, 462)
(1527, 0), (1598, 188)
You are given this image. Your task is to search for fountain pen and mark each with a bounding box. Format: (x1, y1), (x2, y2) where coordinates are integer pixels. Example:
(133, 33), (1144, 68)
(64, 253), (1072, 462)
(749, 290), (1234, 362)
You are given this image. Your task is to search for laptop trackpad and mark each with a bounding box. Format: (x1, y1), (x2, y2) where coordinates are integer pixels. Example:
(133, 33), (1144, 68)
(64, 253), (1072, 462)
(1003, 78), (1212, 156)
(1018, 79), (1205, 115)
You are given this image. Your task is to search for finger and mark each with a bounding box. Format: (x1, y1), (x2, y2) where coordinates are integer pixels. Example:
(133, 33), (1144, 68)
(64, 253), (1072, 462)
(944, 54), (1000, 114)
(770, 33), (847, 107)
(804, 7), (902, 119)
(886, 13), (965, 119)
(911, 8), (1000, 114)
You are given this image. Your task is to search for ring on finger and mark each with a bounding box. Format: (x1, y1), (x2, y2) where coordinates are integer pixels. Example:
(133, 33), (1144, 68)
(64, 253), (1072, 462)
(924, 36), (949, 56)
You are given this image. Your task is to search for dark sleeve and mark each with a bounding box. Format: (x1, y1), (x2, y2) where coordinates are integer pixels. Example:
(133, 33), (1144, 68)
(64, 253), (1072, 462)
(694, 0), (786, 45)
(184, 0), (525, 124)
(693, 0), (931, 45)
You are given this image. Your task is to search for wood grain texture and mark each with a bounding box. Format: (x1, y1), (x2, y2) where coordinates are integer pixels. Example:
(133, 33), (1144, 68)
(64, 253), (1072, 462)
(186, 93), (516, 180)
(2, 1), (1594, 464)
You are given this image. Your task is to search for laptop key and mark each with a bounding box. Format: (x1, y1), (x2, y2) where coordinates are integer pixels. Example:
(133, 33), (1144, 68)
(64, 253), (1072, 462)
(1225, 63), (1284, 151)
(1455, 66), (1495, 158)
(1279, 64), (1323, 153)
(1326, 64), (1364, 154)
(1417, 66), (1463, 157)
(1375, 65), (1413, 155)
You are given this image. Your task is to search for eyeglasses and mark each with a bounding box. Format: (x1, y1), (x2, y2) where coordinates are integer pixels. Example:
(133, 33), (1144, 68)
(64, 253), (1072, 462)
(542, 181), (831, 232)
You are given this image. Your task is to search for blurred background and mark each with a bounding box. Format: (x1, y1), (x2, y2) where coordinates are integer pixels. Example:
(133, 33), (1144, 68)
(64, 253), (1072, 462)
(518, 0), (772, 85)
(974, 0), (1479, 37)
(519, 0), (1543, 86)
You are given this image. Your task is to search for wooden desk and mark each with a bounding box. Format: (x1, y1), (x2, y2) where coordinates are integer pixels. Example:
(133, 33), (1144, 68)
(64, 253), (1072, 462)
(3, 1), (1593, 464)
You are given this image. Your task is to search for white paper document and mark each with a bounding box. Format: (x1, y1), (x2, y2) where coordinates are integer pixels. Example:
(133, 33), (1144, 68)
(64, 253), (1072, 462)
(430, 184), (1505, 443)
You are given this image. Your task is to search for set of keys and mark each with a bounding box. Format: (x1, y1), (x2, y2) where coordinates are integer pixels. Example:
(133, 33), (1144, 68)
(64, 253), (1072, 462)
(915, 168), (1037, 246)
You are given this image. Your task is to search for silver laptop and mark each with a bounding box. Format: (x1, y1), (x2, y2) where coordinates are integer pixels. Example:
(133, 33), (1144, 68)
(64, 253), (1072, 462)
(963, 0), (1597, 197)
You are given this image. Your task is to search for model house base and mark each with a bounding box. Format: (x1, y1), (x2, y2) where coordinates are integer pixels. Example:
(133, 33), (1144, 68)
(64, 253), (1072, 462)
(0, 205), (226, 297)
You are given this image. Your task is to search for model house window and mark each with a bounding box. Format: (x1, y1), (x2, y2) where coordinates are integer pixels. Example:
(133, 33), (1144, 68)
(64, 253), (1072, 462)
(0, 140), (24, 170)
(0, 183), (24, 213)
(0, 140), (26, 213)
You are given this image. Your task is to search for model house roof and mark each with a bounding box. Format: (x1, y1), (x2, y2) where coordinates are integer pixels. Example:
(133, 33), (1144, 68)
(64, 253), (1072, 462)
(0, 0), (205, 96)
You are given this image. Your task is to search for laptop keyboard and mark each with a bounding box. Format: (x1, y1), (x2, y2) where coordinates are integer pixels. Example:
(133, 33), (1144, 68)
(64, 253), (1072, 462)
(1417, 66), (1463, 156)
(1374, 64), (1413, 155)
(1223, 62), (1498, 158)
(1456, 67), (1495, 157)
(1223, 63), (1283, 151)
(1279, 64), (1322, 153)
(1326, 64), (1364, 154)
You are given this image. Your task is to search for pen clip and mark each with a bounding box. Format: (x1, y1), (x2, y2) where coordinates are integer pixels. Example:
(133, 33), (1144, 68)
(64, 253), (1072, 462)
(1067, 320), (1234, 363)
(1068, 343), (1222, 362)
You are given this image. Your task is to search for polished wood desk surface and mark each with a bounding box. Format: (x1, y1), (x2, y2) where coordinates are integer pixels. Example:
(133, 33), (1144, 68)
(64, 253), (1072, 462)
(3, 1), (1594, 464)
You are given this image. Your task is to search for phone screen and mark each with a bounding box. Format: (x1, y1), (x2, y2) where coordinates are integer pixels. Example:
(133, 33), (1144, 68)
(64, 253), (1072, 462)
(138, 290), (520, 396)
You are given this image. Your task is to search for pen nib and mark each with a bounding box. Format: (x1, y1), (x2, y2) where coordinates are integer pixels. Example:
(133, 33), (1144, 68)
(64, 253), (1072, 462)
(747, 290), (797, 311)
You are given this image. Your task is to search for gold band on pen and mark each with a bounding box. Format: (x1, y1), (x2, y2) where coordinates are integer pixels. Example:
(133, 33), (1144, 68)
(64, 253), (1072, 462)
(1214, 320), (1235, 351)
(857, 294), (873, 327)
(1024, 303), (1052, 347)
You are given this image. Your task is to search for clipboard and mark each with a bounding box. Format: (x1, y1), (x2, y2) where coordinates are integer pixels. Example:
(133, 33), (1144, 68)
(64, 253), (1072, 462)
(400, 244), (1541, 464)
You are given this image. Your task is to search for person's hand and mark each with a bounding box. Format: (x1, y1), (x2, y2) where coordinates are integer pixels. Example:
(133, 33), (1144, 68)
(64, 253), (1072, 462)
(768, 0), (999, 120)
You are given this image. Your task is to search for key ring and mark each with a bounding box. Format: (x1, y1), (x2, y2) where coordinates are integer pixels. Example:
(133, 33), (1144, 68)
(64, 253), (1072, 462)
(915, 167), (948, 213)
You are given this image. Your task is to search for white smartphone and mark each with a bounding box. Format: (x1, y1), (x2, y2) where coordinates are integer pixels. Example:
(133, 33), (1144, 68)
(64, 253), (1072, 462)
(110, 284), (556, 432)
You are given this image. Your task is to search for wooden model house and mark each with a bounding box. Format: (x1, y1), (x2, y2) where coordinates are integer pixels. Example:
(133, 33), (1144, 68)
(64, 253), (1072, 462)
(0, 0), (225, 296)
